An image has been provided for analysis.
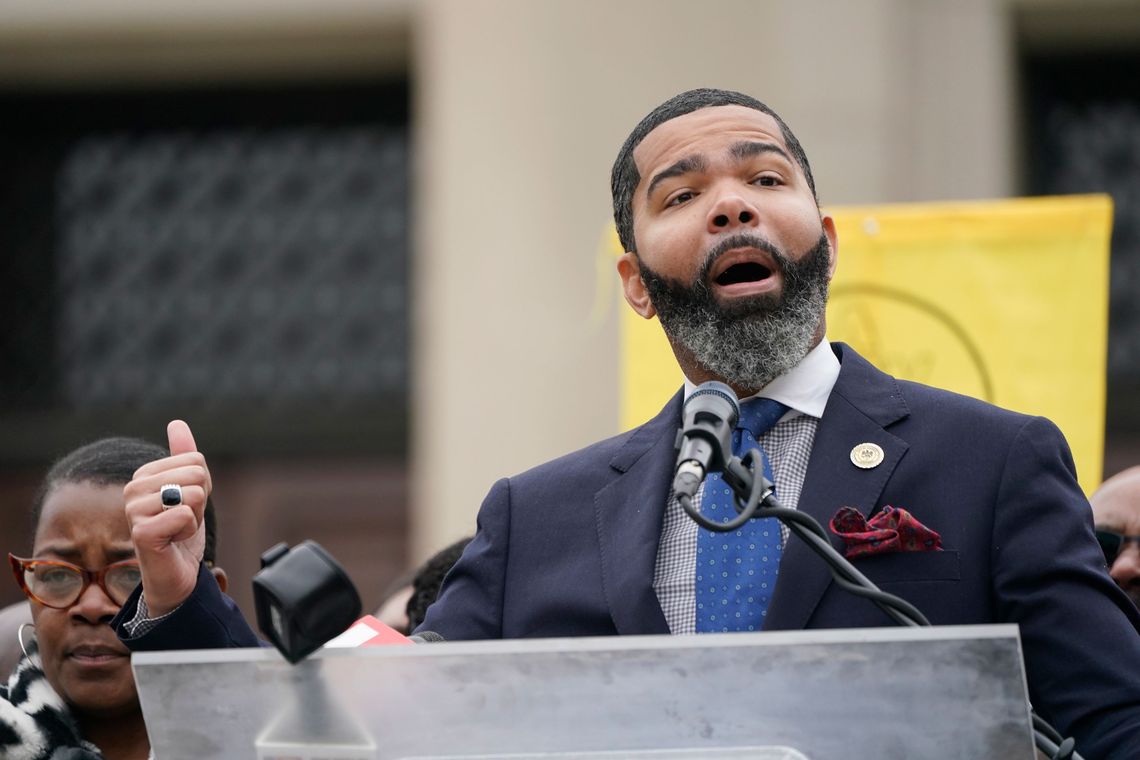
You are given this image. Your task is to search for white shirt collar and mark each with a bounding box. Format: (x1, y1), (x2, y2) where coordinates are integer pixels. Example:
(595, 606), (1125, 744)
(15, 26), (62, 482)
(682, 337), (840, 421)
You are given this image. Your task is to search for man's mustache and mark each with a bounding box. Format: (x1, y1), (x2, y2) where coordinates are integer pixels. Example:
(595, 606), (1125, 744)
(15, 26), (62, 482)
(696, 233), (788, 286)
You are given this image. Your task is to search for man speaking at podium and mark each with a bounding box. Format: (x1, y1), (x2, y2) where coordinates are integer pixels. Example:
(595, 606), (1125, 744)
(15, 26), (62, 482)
(116, 89), (1140, 757)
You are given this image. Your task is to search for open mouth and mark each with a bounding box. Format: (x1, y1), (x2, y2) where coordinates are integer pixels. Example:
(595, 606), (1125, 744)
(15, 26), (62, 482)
(709, 249), (781, 297)
(715, 261), (773, 286)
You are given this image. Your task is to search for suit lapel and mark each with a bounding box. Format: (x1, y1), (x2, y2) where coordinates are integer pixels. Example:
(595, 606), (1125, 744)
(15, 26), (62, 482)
(593, 390), (683, 635)
(764, 343), (911, 631)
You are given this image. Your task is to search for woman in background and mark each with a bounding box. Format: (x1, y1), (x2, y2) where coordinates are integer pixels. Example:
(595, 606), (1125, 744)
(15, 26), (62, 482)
(1, 437), (226, 760)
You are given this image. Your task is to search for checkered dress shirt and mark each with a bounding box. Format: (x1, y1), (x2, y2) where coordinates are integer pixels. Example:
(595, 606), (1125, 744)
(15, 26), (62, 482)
(653, 412), (819, 635)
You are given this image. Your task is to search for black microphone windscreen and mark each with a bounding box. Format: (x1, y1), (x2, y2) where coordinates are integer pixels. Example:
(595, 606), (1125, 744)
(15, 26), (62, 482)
(685, 381), (740, 425)
(409, 631), (446, 643)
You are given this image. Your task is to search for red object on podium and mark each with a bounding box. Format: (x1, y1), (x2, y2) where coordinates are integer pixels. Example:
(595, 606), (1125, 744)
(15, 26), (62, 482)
(323, 614), (412, 648)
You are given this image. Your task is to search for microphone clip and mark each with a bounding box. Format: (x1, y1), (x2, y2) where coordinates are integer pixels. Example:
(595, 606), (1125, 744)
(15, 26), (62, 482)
(673, 422), (732, 498)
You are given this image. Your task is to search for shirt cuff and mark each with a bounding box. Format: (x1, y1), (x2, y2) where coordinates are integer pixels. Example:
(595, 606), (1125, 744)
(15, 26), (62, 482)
(123, 593), (179, 637)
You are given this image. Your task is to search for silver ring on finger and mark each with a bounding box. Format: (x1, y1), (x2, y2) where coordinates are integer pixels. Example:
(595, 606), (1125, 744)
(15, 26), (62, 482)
(160, 483), (183, 510)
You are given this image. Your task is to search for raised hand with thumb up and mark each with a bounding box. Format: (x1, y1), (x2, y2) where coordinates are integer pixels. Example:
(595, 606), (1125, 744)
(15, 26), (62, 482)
(122, 420), (213, 617)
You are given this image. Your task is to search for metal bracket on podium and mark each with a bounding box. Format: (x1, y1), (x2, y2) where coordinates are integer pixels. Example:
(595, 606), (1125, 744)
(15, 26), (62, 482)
(132, 624), (1036, 759)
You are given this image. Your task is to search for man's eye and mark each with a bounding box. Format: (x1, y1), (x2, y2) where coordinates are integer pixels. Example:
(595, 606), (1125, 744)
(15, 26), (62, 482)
(666, 191), (695, 207)
(753, 175), (780, 187)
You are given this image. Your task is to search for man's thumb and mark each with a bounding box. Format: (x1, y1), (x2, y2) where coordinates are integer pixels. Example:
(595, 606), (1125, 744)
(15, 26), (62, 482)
(167, 419), (199, 456)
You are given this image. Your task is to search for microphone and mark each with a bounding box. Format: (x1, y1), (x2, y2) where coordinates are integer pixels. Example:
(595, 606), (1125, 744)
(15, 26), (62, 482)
(672, 381), (740, 499)
(252, 541), (362, 664)
(408, 631), (446, 644)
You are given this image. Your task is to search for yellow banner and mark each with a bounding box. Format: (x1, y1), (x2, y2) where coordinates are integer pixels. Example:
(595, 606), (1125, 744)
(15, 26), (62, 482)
(618, 195), (1112, 492)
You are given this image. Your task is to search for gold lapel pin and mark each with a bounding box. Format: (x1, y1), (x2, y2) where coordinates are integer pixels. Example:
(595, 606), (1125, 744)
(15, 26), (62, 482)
(850, 442), (885, 469)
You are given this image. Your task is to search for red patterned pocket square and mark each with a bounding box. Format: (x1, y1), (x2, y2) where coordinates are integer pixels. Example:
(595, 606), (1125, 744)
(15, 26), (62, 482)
(829, 506), (943, 559)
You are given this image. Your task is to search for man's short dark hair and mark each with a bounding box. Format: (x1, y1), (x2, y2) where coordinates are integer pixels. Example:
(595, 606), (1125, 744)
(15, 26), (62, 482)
(610, 87), (819, 253)
(32, 436), (219, 564)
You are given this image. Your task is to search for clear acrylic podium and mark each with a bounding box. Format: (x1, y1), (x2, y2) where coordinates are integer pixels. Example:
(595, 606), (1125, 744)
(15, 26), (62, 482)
(132, 624), (1036, 760)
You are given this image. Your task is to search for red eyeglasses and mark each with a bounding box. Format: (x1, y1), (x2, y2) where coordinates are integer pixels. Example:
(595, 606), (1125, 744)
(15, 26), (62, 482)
(8, 553), (142, 609)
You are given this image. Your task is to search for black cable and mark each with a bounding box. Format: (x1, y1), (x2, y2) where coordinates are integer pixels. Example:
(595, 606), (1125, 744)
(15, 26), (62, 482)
(1035, 734), (1080, 760)
(1033, 713), (1064, 745)
(680, 449), (929, 627)
(1032, 715), (1082, 760)
(678, 488), (761, 532)
(682, 445), (1084, 758)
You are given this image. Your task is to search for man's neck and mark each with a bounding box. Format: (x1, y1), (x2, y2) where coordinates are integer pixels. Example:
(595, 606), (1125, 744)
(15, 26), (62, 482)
(681, 337), (840, 422)
(674, 335), (828, 398)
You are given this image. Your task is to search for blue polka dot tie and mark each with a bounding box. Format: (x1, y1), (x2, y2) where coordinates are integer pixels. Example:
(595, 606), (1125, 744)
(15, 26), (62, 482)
(695, 397), (789, 633)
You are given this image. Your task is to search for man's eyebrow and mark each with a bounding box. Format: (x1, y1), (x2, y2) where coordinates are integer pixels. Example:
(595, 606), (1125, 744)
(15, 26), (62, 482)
(730, 140), (793, 164)
(646, 154), (708, 200)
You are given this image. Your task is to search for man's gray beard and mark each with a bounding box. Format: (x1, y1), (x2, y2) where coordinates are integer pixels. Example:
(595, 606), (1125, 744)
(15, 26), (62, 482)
(639, 232), (831, 391)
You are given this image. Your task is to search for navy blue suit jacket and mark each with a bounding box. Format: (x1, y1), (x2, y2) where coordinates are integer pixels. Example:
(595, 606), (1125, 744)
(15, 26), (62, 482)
(118, 343), (1140, 758)
(421, 343), (1140, 756)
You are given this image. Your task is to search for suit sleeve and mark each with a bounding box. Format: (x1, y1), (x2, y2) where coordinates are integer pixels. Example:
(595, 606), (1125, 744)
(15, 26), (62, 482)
(113, 561), (261, 650)
(992, 416), (1140, 759)
(417, 478), (512, 640)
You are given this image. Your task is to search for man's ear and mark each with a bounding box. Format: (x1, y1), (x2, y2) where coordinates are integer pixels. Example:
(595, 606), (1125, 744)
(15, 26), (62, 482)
(210, 566), (229, 594)
(822, 214), (839, 280)
(617, 252), (656, 319)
